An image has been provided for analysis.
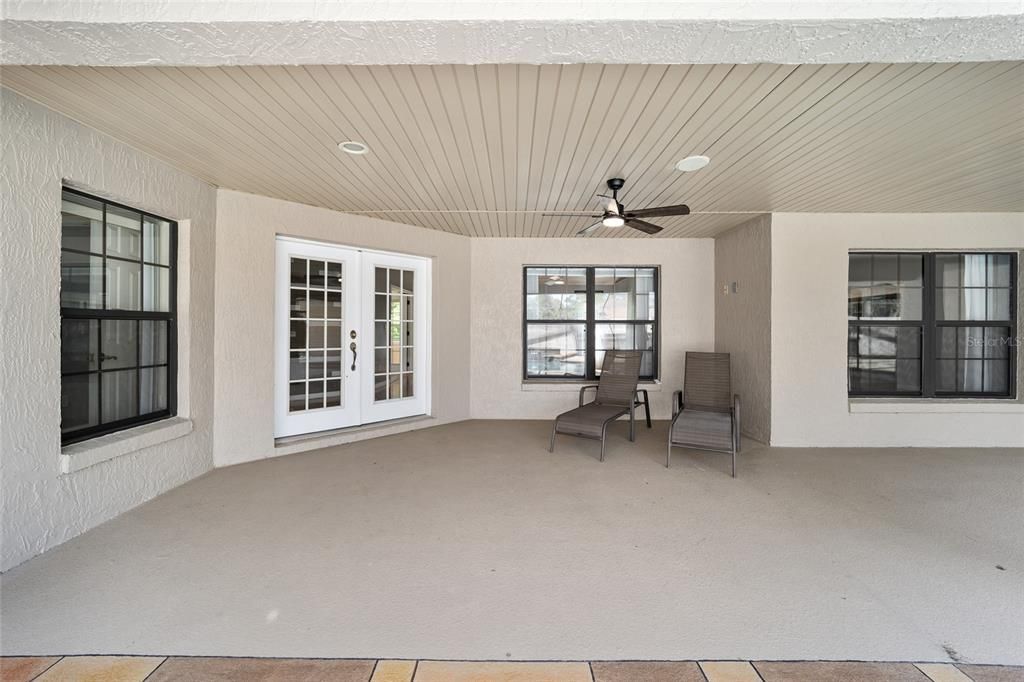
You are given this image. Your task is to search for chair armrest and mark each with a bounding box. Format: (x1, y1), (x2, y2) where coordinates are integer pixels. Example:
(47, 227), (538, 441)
(579, 385), (599, 407)
(672, 390), (683, 417)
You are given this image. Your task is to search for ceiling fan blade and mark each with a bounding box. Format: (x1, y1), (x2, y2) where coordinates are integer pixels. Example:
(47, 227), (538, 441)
(626, 218), (664, 235)
(576, 221), (604, 237)
(626, 203), (690, 218)
(543, 212), (602, 217)
(595, 194), (619, 215)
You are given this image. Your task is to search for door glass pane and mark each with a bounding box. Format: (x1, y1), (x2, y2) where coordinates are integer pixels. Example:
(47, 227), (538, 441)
(326, 262), (342, 290)
(291, 258), (307, 287)
(290, 351), (306, 381)
(309, 261), (326, 288)
(308, 380), (325, 409)
(308, 320), (325, 349)
(105, 205), (142, 260)
(60, 251), (103, 309)
(326, 350), (343, 378)
(106, 258), (141, 310)
(308, 350), (325, 379)
(373, 266), (417, 402)
(290, 289), (307, 318)
(102, 369), (138, 422)
(289, 382), (306, 412)
(326, 379), (342, 407)
(61, 373), (99, 433)
(62, 192), (103, 254)
(308, 290), (325, 319)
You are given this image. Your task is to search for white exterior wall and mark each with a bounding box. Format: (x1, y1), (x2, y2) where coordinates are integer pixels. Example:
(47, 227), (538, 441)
(770, 213), (1024, 447)
(0, 88), (218, 571)
(469, 238), (715, 421)
(212, 190), (472, 467)
(715, 215), (772, 443)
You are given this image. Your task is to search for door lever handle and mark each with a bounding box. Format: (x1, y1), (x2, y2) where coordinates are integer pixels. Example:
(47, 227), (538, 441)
(350, 342), (357, 371)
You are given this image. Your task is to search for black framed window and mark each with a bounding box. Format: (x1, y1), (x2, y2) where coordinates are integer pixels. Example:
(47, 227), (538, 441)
(848, 252), (1016, 398)
(60, 188), (177, 444)
(523, 266), (658, 381)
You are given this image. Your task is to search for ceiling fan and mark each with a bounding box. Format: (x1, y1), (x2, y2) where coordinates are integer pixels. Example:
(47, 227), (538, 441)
(544, 178), (690, 236)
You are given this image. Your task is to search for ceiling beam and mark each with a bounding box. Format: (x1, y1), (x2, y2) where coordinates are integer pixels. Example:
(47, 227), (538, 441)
(2, 1), (1022, 66)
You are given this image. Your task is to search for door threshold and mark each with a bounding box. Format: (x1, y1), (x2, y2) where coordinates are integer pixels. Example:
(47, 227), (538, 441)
(274, 414), (434, 448)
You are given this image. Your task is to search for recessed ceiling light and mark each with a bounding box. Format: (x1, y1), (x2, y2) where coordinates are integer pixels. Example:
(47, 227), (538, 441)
(338, 140), (369, 155)
(602, 215), (625, 228)
(675, 155), (710, 172)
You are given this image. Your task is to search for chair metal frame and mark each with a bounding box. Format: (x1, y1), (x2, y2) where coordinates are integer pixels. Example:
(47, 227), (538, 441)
(667, 352), (741, 477)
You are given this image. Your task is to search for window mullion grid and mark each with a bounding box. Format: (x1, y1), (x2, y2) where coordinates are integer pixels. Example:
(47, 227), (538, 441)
(60, 189), (177, 445)
(921, 254), (936, 397)
(585, 267), (596, 380)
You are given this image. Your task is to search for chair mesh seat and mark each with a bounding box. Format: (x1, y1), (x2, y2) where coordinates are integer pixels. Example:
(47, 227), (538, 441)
(670, 409), (733, 451)
(554, 403), (629, 438)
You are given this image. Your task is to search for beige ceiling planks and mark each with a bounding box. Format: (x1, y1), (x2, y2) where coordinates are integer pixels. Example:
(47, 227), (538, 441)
(768, 64), (1022, 210)
(321, 65), (455, 232)
(537, 64), (605, 238)
(190, 67), (359, 211)
(2, 61), (1020, 236)
(814, 119), (1024, 212)
(473, 65), (509, 226)
(688, 62), (931, 211)
(635, 64), (846, 212)
(439, 65), (496, 236)
(729, 62), (1014, 209)
(668, 63), (879, 213)
(553, 64), (662, 216)
(622, 63), (797, 212)
(272, 65), (428, 222)
(494, 64), (522, 237)
(349, 65), (458, 233)
(386, 64), (487, 235)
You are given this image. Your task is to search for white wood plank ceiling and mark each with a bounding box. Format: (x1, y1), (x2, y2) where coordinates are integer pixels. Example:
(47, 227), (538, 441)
(2, 62), (1021, 238)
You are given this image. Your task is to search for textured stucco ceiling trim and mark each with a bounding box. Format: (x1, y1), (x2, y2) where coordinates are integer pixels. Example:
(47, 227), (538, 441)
(2, 9), (1022, 65)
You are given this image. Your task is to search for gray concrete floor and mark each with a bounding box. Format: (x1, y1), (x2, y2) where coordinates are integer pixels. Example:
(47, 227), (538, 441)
(2, 420), (1022, 664)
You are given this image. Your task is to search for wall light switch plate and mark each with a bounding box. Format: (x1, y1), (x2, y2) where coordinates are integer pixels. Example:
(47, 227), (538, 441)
(731, 282), (739, 294)
(722, 284), (729, 295)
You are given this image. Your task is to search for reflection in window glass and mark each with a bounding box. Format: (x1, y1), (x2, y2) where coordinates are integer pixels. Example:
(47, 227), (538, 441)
(848, 252), (1015, 398)
(59, 189), (176, 443)
(523, 266), (658, 380)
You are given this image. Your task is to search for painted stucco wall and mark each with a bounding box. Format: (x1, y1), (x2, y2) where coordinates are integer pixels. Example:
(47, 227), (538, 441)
(0, 88), (217, 571)
(770, 213), (1024, 447)
(714, 215), (772, 443)
(4, 1), (1021, 66)
(212, 190), (472, 467)
(468, 238), (715, 421)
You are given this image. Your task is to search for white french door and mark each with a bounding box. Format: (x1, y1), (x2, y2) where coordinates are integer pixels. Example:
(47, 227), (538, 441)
(274, 238), (430, 438)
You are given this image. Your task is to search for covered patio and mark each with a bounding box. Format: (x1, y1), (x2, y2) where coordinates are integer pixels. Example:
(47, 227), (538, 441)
(3, 420), (1021, 667)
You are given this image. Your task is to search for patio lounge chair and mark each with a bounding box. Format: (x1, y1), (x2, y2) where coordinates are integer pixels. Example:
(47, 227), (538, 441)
(668, 352), (740, 476)
(548, 350), (643, 461)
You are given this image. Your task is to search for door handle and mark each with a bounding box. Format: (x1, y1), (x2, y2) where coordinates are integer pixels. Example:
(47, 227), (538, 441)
(350, 342), (357, 371)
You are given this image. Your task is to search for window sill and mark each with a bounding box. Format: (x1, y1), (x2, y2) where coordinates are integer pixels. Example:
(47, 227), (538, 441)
(848, 398), (1023, 414)
(521, 380), (662, 392)
(60, 417), (193, 474)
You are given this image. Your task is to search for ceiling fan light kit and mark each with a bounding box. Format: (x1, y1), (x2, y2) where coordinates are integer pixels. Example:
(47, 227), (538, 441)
(547, 177), (692, 237)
